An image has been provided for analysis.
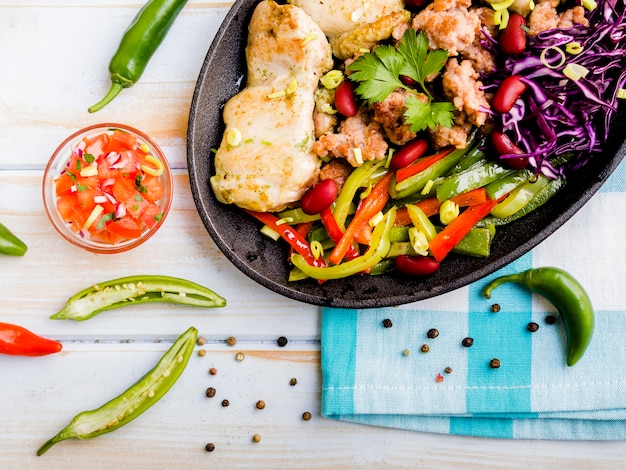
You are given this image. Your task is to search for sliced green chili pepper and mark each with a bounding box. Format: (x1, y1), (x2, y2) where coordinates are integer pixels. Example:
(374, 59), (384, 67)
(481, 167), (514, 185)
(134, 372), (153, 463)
(291, 207), (396, 280)
(0, 222), (27, 256)
(483, 267), (594, 366)
(333, 160), (384, 229)
(485, 168), (533, 201)
(489, 175), (550, 218)
(88, 0), (189, 112)
(37, 326), (197, 455)
(51, 275), (226, 321)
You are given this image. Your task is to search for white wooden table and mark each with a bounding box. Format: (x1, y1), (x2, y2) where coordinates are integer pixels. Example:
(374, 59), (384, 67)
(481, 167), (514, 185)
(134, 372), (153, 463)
(1, 1), (625, 468)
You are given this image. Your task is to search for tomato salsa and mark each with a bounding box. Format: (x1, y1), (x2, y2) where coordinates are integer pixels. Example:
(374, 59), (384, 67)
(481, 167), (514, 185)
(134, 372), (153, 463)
(53, 129), (167, 245)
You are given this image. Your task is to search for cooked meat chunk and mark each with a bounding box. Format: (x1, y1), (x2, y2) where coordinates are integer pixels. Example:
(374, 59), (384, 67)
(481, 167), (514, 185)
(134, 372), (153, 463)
(210, 1), (333, 212)
(413, 2), (480, 55)
(463, 7), (497, 74)
(528, 0), (589, 34)
(331, 10), (411, 59)
(428, 113), (473, 149)
(372, 89), (420, 146)
(442, 58), (489, 127)
(320, 158), (354, 193)
(314, 111), (389, 167)
(288, 0), (405, 38)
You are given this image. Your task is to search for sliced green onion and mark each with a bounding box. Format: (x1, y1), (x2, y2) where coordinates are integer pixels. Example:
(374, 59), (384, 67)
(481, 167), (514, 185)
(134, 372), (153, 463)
(617, 88), (626, 99)
(260, 225), (280, 241)
(565, 42), (584, 54)
(310, 240), (324, 259)
(320, 70), (344, 89)
(408, 227), (429, 256)
(540, 46), (566, 69)
(582, 0), (596, 10)
(563, 63), (589, 81)
(439, 200), (459, 225)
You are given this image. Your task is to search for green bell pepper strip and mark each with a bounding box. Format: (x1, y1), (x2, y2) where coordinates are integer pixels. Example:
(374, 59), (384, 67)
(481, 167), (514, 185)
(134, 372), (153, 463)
(483, 267), (594, 366)
(392, 145), (475, 200)
(388, 226), (494, 258)
(449, 136), (487, 174)
(333, 160), (384, 229)
(37, 326), (197, 455)
(485, 168), (533, 201)
(0, 222), (27, 256)
(489, 175), (550, 218)
(436, 161), (514, 202)
(88, 0), (189, 112)
(291, 207), (396, 280)
(50, 275), (226, 321)
(479, 177), (564, 227)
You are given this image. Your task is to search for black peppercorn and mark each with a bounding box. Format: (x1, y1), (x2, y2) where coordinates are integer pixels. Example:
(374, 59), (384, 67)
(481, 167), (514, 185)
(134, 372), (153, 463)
(490, 358), (501, 369)
(444, 367), (453, 374)
(256, 400), (265, 410)
(420, 344), (430, 353)
(205, 443), (215, 452)
(545, 315), (556, 325)
(277, 336), (288, 347)
(527, 322), (539, 332)
(491, 303), (501, 313)
(205, 387), (216, 398)
(427, 328), (439, 339)
(462, 337), (474, 347)
(221, 399), (230, 407)
(289, 378), (298, 386)
(302, 411), (312, 421)
(382, 318), (393, 328)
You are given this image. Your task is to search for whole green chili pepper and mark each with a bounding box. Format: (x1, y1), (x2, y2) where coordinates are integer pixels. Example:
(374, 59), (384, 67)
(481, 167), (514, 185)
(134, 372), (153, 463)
(0, 222), (27, 256)
(51, 275), (226, 321)
(37, 326), (197, 455)
(88, 0), (189, 113)
(291, 207), (396, 280)
(483, 267), (594, 366)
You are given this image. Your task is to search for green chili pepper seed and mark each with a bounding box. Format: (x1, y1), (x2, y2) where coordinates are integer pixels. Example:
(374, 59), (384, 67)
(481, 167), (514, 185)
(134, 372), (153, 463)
(50, 275), (226, 321)
(36, 326), (198, 456)
(483, 267), (594, 366)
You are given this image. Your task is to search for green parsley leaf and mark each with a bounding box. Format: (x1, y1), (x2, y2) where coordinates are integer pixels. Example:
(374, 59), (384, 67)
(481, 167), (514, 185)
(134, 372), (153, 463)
(404, 95), (456, 132)
(76, 184), (88, 192)
(96, 212), (114, 231)
(347, 45), (405, 102)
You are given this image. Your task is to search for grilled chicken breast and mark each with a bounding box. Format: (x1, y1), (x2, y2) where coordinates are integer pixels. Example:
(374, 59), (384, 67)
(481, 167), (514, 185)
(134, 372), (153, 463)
(210, 0), (333, 212)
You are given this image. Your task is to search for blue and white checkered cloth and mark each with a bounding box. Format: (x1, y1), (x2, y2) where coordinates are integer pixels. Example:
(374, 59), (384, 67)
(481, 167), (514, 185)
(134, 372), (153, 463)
(321, 158), (626, 440)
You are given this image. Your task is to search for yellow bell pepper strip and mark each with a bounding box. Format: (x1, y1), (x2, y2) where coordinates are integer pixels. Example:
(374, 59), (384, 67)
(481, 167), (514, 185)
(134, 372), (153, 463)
(329, 172), (394, 265)
(292, 207), (396, 280)
(333, 160), (384, 229)
(429, 198), (501, 262)
(245, 210), (326, 269)
(483, 267), (594, 366)
(37, 326), (197, 455)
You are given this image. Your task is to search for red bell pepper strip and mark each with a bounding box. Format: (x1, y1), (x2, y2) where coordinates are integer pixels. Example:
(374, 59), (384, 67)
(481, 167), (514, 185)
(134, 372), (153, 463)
(449, 187), (489, 207)
(0, 322), (62, 356)
(429, 198), (500, 262)
(395, 147), (454, 183)
(320, 208), (360, 260)
(329, 172), (394, 265)
(244, 210), (326, 268)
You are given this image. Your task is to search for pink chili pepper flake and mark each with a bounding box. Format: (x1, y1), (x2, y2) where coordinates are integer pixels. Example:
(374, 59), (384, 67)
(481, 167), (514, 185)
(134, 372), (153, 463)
(435, 373), (444, 383)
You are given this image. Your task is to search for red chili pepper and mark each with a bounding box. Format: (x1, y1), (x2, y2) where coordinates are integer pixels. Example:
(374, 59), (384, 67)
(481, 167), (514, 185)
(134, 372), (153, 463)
(429, 198), (500, 262)
(0, 322), (62, 356)
(244, 210), (326, 268)
(320, 208), (360, 260)
(329, 172), (394, 265)
(395, 147), (454, 183)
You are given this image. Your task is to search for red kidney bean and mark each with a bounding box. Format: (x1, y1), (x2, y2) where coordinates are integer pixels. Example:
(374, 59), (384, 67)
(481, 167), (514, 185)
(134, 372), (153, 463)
(404, 0), (431, 7)
(491, 75), (527, 114)
(301, 179), (338, 215)
(389, 139), (429, 170)
(490, 130), (528, 169)
(499, 13), (527, 56)
(394, 255), (440, 276)
(400, 75), (417, 87)
(334, 80), (358, 117)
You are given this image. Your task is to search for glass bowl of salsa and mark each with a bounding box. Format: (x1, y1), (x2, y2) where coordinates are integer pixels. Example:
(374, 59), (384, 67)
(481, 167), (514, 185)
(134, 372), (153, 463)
(42, 123), (173, 254)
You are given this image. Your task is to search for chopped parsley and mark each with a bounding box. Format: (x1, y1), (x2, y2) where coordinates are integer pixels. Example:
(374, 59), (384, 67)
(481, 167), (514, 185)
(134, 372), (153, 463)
(135, 174), (148, 193)
(347, 29), (455, 132)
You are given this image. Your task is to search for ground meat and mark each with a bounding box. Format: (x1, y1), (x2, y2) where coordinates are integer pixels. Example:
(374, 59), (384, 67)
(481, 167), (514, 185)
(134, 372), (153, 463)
(372, 89), (420, 146)
(413, 3), (480, 56)
(442, 58), (489, 127)
(320, 158), (354, 193)
(428, 113), (473, 149)
(528, 0), (589, 35)
(463, 7), (497, 74)
(313, 88), (338, 137)
(313, 110), (389, 166)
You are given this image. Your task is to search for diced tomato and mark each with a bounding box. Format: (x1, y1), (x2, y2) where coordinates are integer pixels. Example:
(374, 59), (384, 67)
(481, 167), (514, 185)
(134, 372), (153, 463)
(85, 133), (110, 157)
(105, 130), (137, 153)
(106, 215), (142, 239)
(56, 194), (79, 220)
(125, 195), (150, 219)
(55, 173), (75, 195)
(140, 202), (164, 229)
(141, 174), (165, 202)
(112, 175), (136, 203)
(76, 187), (100, 212)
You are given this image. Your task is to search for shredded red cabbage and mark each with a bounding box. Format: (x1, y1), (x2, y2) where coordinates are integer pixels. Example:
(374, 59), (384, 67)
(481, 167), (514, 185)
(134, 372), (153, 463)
(482, 0), (626, 177)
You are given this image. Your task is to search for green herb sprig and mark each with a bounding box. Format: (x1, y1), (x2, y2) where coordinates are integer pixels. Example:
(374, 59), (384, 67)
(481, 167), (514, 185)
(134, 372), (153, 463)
(347, 29), (455, 132)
